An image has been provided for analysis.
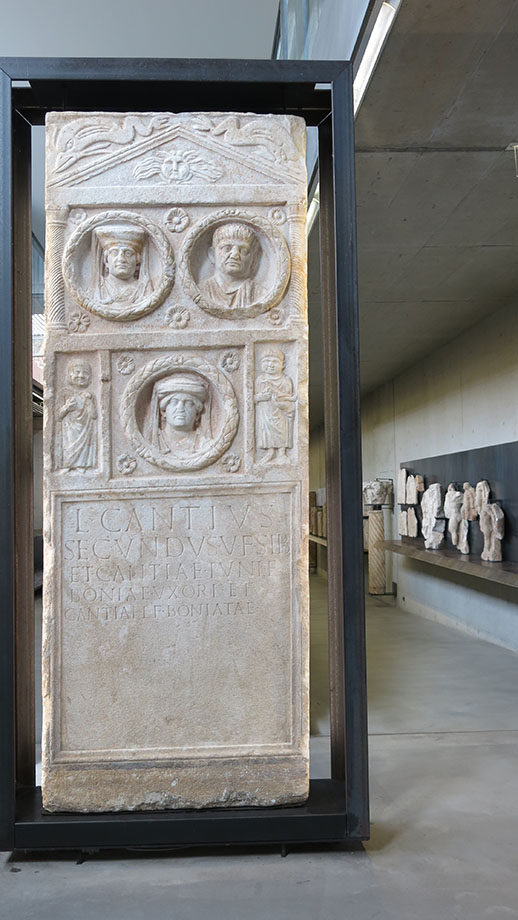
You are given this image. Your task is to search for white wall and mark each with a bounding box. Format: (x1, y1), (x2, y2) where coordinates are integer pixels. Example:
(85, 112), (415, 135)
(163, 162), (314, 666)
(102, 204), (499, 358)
(362, 299), (518, 650)
(0, 0), (279, 59)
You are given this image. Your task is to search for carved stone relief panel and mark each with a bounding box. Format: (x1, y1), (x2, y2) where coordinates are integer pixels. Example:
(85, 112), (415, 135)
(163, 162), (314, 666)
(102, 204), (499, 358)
(118, 352), (240, 473)
(180, 209), (291, 320)
(48, 353), (101, 474)
(43, 111), (308, 813)
(253, 344), (297, 465)
(45, 113), (307, 191)
(62, 210), (175, 321)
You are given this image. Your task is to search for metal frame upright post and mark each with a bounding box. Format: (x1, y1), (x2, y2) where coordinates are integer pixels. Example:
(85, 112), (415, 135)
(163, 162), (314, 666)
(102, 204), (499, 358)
(0, 57), (368, 851)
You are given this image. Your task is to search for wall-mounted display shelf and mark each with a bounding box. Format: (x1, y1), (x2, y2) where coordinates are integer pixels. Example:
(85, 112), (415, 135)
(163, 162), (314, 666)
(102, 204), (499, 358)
(382, 540), (518, 589)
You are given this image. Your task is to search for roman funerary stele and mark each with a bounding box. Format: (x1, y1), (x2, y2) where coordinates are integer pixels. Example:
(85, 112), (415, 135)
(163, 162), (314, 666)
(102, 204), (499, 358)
(42, 111), (309, 811)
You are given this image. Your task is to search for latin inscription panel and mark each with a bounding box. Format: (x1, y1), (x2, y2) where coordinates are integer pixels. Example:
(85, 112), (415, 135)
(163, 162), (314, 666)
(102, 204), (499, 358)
(55, 489), (296, 759)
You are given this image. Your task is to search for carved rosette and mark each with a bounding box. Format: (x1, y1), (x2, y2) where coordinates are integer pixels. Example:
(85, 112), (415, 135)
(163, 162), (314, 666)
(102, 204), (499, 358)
(62, 210), (175, 322)
(180, 209), (291, 321)
(120, 354), (239, 472)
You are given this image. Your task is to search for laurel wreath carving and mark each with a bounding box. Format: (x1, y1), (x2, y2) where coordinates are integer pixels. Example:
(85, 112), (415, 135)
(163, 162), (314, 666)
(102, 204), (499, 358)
(62, 210), (175, 322)
(120, 354), (239, 472)
(179, 208), (291, 321)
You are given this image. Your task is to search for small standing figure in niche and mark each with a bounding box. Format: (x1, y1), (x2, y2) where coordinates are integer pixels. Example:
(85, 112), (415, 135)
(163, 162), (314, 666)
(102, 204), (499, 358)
(200, 223), (265, 310)
(148, 373), (211, 457)
(254, 348), (296, 463)
(59, 359), (97, 470)
(94, 224), (154, 306)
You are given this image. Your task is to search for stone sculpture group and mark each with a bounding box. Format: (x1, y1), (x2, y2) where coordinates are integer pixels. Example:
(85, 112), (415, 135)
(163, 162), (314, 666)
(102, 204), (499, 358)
(397, 468), (505, 561)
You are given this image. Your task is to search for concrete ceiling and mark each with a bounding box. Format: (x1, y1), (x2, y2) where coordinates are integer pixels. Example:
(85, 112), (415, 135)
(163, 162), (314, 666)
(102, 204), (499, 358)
(354, 0), (518, 394)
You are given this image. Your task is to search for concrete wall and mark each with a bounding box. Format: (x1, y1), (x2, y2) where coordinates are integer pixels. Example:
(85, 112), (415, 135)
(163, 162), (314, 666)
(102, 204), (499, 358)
(362, 299), (518, 651)
(309, 426), (327, 575)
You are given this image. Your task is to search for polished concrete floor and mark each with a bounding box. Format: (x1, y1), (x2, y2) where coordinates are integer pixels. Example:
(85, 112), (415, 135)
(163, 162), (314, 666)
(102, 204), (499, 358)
(2, 577), (518, 919)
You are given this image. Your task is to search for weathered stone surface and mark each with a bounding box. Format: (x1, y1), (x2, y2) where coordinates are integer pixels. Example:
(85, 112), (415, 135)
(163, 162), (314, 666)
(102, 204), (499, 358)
(475, 480), (505, 562)
(397, 468), (407, 505)
(461, 482), (477, 522)
(421, 483), (445, 550)
(405, 474), (418, 505)
(407, 506), (419, 538)
(398, 510), (408, 536)
(363, 479), (393, 506)
(475, 480), (490, 516)
(444, 483), (464, 551)
(480, 502), (505, 562)
(42, 112), (309, 812)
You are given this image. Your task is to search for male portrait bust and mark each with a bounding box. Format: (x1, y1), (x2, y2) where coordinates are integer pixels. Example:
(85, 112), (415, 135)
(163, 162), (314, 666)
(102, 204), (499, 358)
(148, 373), (211, 457)
(200, 222), (265, 310)
(94, 223), (154, 307)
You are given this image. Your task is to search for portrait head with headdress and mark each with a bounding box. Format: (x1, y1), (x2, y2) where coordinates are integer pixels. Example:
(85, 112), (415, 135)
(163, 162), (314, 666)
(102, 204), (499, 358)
(92, 223), (154, 307)
(148, 372), (212, 456)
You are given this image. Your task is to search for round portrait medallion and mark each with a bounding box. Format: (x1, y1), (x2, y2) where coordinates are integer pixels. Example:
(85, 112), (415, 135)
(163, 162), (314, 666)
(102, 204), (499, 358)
(120, 354), (239, 472)
(63, 210), (175, 322)
(179, 208), (291, 321)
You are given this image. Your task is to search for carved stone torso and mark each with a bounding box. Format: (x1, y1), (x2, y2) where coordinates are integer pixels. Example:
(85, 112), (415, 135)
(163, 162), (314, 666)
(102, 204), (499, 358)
(200, 276), (265, 311)
(97, 275), (153, 306)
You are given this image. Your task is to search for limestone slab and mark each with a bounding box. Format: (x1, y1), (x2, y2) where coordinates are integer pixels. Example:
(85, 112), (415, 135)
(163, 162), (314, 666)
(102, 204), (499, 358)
(407, 506), (419, 538)
(42, 111), (309, 812)
(398, 510), (408, 536)
(405, 474), (418, 505)
(421, 483), (445, 550)
(397, 468), (407, 505)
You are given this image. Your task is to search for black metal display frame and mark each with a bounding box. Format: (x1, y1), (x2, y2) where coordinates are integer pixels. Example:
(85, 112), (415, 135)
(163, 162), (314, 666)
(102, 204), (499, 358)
(0, 58), (368, 851)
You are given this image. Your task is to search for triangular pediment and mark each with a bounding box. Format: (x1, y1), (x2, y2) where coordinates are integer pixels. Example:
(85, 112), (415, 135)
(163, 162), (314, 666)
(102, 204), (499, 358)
(47, 115), (305, 189)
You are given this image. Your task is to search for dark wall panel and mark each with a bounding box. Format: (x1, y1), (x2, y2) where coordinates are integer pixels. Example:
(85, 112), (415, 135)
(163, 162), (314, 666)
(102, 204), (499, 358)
(402, 441), (518, 563)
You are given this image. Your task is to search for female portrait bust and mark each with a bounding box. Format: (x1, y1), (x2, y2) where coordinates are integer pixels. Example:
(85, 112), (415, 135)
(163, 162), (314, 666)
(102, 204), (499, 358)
(94, 224), (154, 307)
(62, 209), (175, 322)
(148, 373), (211, 458)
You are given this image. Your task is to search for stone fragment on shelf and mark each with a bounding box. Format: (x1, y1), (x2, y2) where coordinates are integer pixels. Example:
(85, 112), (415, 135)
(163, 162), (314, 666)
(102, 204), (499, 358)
(480, 502), (505, 562)
(406, 474), (418, 505)
(398, 509), (408, 536)
(363, 479), (393, 506)
(421, 482), (445, 549)
(407, 506), (418, 538)
(444, 483), (464, 551)
(397, 468), (407, 505)
(461, 482), (477, 522)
